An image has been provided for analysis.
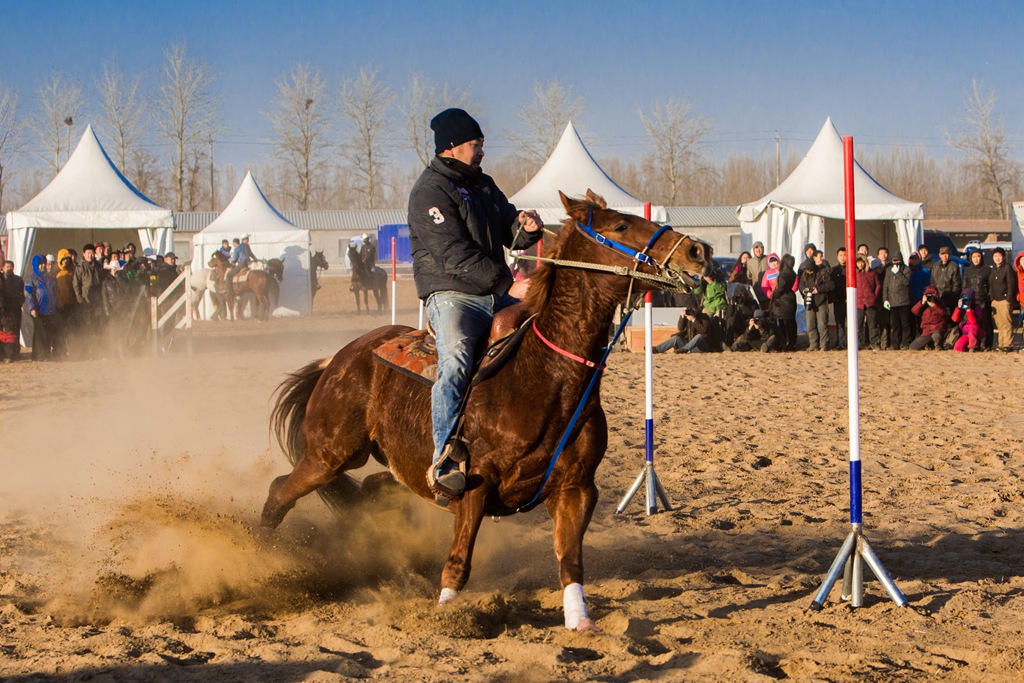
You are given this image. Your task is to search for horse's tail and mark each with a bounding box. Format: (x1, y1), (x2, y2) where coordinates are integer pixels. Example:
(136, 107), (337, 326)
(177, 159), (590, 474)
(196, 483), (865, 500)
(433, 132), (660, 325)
(271, 358), (328, 466)
(271, 357), (363, 513)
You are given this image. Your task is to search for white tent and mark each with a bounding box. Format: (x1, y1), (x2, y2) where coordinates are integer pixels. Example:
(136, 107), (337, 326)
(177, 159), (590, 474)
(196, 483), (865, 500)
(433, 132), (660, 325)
(1011, 201), (1024, 259)
(191, 172), (311, 317)
(510, 121), (667, 224)
(6, 124), (173, 275)
(737, 118), (924, 259)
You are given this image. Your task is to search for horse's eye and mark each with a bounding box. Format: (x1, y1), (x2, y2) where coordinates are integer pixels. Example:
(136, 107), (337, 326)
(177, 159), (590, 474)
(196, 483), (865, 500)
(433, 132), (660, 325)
(614, 223), (629, 233)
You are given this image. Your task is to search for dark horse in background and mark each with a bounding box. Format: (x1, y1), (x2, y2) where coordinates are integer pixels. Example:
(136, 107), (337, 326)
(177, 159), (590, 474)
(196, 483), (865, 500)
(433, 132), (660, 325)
(310, 250), (329, 301)
(260, 191), (712, 631)
(209, 252), (284, 321)
(347, 243), (387, 313)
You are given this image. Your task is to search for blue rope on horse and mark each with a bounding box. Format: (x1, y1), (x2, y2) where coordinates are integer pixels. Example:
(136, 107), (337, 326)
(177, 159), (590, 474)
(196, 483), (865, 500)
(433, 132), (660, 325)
(516, 308), (635, 513)
(575, 210), (674, 268)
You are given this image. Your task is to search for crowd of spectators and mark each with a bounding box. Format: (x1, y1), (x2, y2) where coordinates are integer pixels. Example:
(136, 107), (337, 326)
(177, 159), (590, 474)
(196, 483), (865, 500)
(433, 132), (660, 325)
(654, 240), (1023, 354)
(0, 241), (182, 362)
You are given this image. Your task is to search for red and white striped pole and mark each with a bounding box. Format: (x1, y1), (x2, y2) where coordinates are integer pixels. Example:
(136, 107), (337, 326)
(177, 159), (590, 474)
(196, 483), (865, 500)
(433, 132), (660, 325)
(810, 136), (906, 610)
(391, 236), (397, 326)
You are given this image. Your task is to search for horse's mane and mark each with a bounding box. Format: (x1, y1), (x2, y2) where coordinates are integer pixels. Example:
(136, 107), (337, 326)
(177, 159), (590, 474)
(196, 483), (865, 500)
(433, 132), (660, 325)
(521, 203), (600, 315)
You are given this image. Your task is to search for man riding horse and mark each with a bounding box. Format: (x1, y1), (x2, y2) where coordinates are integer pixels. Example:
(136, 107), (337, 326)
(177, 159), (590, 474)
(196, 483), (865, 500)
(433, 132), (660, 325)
(408, 108), (543, 499)
(226, 235), (257, 300)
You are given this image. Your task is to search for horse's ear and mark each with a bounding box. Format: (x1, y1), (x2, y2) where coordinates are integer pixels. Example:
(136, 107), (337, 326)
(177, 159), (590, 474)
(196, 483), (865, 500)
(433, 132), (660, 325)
(584, 189), (607, 209)
(559, 191), (591, 223)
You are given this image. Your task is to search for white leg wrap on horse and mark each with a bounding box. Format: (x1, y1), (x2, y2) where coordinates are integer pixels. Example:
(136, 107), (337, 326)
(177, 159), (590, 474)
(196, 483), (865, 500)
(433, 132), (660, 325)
(438, 587), (458, 606)
(563, 583), (588, 629)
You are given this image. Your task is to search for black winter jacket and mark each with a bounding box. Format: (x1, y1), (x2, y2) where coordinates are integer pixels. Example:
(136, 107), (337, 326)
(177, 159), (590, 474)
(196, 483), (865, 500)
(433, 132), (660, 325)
(930, 259), (961, 298)
(988, 262), (1017, 302)
(962, 264), (990, 302)
(407, 156), (541, 299)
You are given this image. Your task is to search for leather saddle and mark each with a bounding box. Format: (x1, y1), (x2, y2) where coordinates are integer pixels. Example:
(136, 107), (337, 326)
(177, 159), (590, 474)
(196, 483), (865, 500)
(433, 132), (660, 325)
(371, 303), (534, 386)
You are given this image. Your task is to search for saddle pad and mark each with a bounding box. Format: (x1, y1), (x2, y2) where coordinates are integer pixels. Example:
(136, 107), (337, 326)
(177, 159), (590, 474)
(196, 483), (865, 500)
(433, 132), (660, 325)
(371, 329), (438, 386)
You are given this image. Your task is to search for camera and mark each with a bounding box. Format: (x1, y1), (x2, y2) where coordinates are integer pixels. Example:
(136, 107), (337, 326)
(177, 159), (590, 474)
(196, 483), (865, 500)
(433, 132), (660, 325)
(802, 288), (816, 310)
(925, 293), (937, 303)
(958, 297), (970, 309)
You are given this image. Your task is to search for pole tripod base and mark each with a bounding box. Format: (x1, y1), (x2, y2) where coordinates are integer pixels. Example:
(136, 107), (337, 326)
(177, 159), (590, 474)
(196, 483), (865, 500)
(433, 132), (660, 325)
(809, 528), (907, 611)
(615, 462), (672, 515)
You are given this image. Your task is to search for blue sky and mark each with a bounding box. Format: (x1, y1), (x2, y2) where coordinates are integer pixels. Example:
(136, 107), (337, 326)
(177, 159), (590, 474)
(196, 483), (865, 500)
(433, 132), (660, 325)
(1, 0), (1020, 171)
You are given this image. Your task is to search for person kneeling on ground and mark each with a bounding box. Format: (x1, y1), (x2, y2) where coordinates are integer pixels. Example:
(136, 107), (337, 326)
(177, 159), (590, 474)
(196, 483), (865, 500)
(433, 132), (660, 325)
(653, 308), (721, 354)
(951, 288), (985, 352)
(730, 308), (775, 352)
(909, 285), (947, 350)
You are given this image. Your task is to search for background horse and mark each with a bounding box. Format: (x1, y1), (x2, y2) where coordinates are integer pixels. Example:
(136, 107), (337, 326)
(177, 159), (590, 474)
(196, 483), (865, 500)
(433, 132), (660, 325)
(347, 243), (387, 313)
(225, 257), (284, 321)
(310, 250), (328, 301)
(260, 191), (711, 631)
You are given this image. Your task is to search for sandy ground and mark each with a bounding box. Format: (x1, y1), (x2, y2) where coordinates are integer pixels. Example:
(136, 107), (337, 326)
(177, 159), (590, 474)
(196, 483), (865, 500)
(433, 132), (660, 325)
(2, 274), (1024, 682)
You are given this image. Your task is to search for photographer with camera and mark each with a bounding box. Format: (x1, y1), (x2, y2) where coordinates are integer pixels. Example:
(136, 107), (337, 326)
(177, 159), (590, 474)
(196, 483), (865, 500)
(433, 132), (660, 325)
(652, 307), (721, 354)
(797, 250), (834, 351)
(951, 288), (985, 352)
(729, 308), (777, 352)
(909, 285), (947, 350)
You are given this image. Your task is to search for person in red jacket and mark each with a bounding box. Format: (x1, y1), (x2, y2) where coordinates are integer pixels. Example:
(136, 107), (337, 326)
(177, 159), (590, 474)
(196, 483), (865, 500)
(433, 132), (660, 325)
(854, 256), (881, 349)
(909, 285), (948, 350)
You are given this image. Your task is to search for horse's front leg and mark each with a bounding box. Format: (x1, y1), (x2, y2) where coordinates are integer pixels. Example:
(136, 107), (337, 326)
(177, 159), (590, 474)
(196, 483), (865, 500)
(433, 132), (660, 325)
(546, 482), (600, 631)
(438, 486), (487, 605)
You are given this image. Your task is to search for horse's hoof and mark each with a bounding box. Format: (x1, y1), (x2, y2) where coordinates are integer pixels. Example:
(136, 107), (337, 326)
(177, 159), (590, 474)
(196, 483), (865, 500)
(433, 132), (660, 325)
(438, 587), (458, 606)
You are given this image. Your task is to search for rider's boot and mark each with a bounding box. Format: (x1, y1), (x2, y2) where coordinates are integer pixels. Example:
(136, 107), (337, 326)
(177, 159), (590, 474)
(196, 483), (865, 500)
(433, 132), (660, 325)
(427, 439), (469, 504)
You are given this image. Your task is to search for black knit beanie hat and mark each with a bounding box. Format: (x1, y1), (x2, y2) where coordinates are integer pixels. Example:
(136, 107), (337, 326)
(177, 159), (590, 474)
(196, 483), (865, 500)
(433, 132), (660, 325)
(432, 108), (484, 155)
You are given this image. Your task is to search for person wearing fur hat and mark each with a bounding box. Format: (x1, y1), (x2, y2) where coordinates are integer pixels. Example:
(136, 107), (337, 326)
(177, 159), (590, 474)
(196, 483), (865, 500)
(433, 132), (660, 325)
(408, 108), (543, 498)
(882, 251), (913, 350)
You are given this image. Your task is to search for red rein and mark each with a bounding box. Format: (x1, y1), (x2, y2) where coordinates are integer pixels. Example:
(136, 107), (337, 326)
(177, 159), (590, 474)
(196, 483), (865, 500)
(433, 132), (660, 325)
(532, 319), (605, 370)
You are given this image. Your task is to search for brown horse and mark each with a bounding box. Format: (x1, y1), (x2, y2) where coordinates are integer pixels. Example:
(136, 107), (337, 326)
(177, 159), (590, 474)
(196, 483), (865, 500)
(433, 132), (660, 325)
(348, 243), (387, 313)
(260, 191), (712, 630)
(209, 255), (283, 321)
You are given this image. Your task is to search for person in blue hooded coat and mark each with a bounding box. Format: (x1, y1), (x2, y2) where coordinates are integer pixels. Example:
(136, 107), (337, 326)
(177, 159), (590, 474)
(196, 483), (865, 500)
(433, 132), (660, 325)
(25, 254), (57, 360)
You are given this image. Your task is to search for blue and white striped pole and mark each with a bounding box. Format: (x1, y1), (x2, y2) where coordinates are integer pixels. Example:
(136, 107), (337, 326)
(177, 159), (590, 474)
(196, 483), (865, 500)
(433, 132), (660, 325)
(810, 136), (906, 610)
(616, 290), (672, 515)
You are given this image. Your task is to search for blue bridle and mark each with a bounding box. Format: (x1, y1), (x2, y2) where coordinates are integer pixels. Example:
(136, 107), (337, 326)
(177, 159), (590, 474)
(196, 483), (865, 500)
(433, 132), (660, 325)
(575, 210), (676, 270)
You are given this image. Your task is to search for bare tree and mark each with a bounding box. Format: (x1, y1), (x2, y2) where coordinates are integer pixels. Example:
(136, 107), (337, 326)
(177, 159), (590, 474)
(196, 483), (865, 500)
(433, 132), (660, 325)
(399, 74), (475, 168)
(95, 59), (147, 173)
(948, 79), (1021, 219)
(508, 80), (584, 168)
(339, 64), (395, 210)
(0, 84), (25, 212)
(638, 98), (713, 205)
(265, 63), (331, 211)
(33, 72), (84, 175)
(156, 42), (219, 212)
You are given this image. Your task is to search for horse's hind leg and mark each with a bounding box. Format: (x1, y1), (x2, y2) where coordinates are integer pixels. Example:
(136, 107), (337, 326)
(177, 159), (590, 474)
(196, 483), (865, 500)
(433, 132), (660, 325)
(260, 455), (341, 532)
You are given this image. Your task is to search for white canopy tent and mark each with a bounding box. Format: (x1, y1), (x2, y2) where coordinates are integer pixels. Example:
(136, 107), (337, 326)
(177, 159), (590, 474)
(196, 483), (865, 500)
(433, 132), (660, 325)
(737, 118), (924, 260)
(6, 124), (173, 275)
(510, 121), (666, 224)
(1011, 201), (1024, 259)
(191, 172), (311, 318)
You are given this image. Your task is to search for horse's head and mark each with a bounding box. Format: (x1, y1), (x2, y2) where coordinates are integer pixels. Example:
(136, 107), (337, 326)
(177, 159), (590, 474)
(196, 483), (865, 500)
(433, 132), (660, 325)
(209, 252), (226, 269)
(267, 258), (285, 282)
(312, 250), (329, 271)
(558, 190), (712, 291)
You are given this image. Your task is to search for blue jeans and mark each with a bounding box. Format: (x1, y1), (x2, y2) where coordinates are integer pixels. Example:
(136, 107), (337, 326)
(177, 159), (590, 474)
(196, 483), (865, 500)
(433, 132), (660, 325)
(426, 291), (517, 461)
